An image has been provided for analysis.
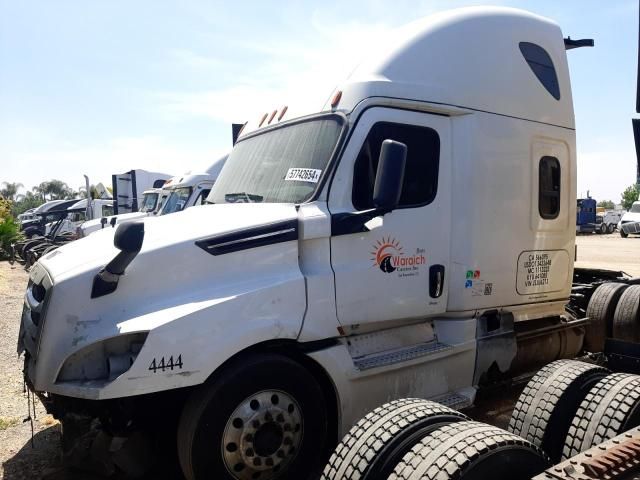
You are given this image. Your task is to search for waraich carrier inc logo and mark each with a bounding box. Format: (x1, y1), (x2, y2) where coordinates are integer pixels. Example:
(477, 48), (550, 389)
(370, 237), (427, 275)
(371, 237), (404, 273)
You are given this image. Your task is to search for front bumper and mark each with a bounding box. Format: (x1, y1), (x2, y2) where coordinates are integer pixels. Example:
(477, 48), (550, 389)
(17, 263), (53, 389)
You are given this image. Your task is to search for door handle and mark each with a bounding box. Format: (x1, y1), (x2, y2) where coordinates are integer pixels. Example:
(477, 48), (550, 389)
(429, 264), (445, 298)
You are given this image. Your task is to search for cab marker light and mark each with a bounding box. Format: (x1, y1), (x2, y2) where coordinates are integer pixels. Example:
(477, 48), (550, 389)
(268, 109), (277, 124)
(258, 113), (268, 127)
(331, 90), (342, 109)
(278, 106), (288, 121)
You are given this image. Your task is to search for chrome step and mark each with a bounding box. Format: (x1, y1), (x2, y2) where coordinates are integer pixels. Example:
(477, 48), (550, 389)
(431, 391), (473, 411)
(353, 340), (452, 371)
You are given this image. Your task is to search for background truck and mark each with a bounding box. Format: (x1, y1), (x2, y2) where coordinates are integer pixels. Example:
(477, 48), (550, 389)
(78, 154), (227, 237)
(15, 198), (115, 266)
(576, 197), (620, 233)
(619, 200), (640, 236)
(17, 7), (636, 480)
(111, 169), (172, 215)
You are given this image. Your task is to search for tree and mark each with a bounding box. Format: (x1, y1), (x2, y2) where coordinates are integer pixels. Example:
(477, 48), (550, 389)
(0, 182), (24, 201)
(32, 180), (76, 201)
(621, 184), (640, 210)
(12, 191), (45, 216)
(46, 179), (73, 200)
(597, 200), (615, 210)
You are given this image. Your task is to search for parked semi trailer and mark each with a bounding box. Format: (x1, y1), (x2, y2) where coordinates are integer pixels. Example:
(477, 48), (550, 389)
(17, 7), (638, 480)
(111, 169), (172, 215)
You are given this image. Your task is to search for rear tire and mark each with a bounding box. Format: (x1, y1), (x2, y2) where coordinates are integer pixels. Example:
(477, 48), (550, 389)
(612, 285), (640, 343)
(390, 421), (550, 480)
(584, 282), (629, 352)
(321, 398), (467, 480)
(507, 360), (608, 462)
(607, 223), (615, 234)
(563, 373), (640, 459)
(621, 229), (629, 238)
(177, 353), (329, 480)
(598, 223), (606, 234)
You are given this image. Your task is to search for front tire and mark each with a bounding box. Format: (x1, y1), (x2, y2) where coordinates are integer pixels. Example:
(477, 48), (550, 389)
(177, 353), (329, 480)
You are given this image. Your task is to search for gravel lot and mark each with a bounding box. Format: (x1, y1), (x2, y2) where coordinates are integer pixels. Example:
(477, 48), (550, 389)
(575, 231), (640, 276)
(0, 262), (63, 480)
(1, 231), (639, 479)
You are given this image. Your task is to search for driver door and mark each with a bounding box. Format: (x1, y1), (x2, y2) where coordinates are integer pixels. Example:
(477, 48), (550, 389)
(328, 107), (451, 328)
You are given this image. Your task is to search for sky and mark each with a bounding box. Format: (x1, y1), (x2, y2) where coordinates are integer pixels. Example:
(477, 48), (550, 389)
(0, 0), (638, 202)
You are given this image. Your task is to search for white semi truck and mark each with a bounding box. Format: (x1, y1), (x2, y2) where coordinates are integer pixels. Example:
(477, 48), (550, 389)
(18, 7), (632, 480)
(78, 156), (227, 237)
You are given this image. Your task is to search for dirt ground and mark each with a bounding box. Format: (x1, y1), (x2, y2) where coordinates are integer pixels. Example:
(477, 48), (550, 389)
(0, 262), (63, 480)
(575, 231), (640, 276)
(1, 231), (640, 479)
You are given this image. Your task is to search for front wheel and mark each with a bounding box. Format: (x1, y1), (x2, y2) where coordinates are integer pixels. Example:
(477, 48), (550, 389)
(621, 229), (629, 238)
(177, 353), (329, 480)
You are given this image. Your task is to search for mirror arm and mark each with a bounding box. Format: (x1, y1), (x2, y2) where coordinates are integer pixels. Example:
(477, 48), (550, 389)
(331, 207), (391, 236)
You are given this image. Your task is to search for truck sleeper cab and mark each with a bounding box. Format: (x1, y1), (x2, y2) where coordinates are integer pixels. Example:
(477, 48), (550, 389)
(19, 7), (585, 480)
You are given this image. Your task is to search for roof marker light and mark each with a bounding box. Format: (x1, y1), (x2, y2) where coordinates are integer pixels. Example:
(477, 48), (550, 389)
(278, 105), (288, 121)
(268, 109), (277, 124)
(258, 113), (268, 127)
(331, 90), (342, 109)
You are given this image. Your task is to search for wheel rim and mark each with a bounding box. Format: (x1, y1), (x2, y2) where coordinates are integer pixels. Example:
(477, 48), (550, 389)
(221, 390), (303, 479)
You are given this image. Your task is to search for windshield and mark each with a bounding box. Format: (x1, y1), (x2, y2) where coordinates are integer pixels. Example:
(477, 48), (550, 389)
(160, 187), (192, 215)
(631, 203), (640, 213)
(156, 194), (168, 212)
(140, 193), (159, 212)
(208, 116), (343, 204)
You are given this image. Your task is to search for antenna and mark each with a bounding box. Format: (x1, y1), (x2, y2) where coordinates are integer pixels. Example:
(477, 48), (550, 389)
(635, 0), (640, 185)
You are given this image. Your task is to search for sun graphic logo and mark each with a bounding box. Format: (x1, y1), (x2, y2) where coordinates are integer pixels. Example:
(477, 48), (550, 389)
(371, 237), (404, 273)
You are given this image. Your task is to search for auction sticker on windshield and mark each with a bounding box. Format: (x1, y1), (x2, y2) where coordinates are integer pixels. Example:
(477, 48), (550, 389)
(285, 168), (322, 183)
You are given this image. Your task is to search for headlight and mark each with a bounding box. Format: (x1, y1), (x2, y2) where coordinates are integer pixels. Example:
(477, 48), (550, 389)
(56, 332), (148, 383)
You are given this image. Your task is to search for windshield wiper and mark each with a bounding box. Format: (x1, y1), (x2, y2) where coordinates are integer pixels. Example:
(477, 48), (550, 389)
(224, 192), (264, 203)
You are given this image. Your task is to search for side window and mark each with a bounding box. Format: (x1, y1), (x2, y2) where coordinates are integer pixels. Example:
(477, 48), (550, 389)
(102, 205), (114, 217)
(519, 42), (560, 100)
(539, 156), (561, 219)
(196, 188), (211, 205)
(352, 122), (439, 210)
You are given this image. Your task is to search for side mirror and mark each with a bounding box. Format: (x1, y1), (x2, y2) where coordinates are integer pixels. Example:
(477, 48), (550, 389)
(91, 221), (145, 298)
(373, 140), (407, 211)
(113, 221), (145, 256)
(100, 217), (107, 229)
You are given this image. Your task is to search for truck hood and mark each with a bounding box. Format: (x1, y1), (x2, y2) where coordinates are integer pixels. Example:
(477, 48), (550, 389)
(621, 211), (640, 224)
(40, 203), (299, 280)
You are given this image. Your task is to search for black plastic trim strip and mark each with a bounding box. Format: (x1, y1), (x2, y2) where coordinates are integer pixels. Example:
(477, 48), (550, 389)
(195, 219), (298, 256)
(294, 337), (341, 353)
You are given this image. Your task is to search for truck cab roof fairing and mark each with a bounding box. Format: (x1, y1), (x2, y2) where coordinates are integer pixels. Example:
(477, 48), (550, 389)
(336, 7), (574, 129)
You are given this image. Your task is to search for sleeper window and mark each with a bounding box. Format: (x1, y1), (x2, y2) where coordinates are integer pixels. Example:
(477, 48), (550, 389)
(539, 156), (561, 219)
(519, 42), (561, 100)
(352, 122), (439, 211)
